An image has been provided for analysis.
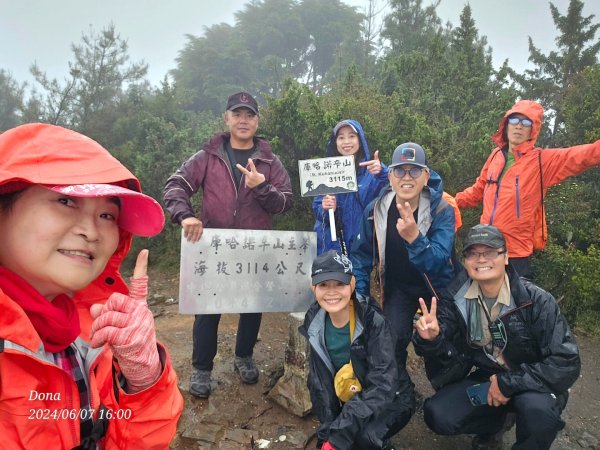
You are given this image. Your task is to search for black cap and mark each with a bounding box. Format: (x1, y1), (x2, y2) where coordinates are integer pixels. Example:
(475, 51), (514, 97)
(389, 142), (428, 169)
(463, 224), (506, 251)
(226, 91), (258, 115)
(311, 250), (353, 285)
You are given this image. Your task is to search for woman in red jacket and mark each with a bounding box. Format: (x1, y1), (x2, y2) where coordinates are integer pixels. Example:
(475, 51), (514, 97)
(456, 100), (600, 279)
(0, 123), (183, 449)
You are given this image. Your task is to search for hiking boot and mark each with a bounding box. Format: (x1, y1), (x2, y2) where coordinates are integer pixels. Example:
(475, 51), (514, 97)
(381, 439), (395, 450)
(234, 356), (259, 384)
(189, 368), (212, 398)
(471, 433), (503, 450)
(471, 412), (515, 450)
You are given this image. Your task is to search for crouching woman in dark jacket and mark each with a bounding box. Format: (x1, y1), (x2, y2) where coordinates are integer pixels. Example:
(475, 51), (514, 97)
(299, 250), (415, 450)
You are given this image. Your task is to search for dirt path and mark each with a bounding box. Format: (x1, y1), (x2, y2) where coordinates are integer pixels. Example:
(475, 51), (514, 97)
(148, 271), (600, 449)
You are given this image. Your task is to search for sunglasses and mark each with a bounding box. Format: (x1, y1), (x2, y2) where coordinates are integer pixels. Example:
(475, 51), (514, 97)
(507, 117), (533, 127)
(392, 166), (424, 179)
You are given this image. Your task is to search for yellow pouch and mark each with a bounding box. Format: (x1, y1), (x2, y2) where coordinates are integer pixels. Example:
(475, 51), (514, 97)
(334, 361), (362, 402)
(333, 301), (362, 402)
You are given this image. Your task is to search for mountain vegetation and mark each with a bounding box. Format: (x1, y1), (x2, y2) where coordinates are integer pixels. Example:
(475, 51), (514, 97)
(2, 0), (599, 332)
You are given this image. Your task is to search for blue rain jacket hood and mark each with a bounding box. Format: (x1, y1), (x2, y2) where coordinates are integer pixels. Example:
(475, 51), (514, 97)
(325, 119), (371, 169)
(313, 120), (389, 255)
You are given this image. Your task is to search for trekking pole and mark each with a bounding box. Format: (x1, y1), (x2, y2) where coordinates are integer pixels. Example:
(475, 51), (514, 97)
(328, 208), (337, 242)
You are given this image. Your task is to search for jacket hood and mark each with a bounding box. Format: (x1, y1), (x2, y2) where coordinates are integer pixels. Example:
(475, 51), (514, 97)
(492, 100), (544, 151)
(0, 123), (146, 321)
(426, 169), (444, 206)
(325, 119), (370, 168)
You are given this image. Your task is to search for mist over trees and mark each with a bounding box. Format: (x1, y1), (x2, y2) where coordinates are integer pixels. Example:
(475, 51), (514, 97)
(1, 0), (599, 331)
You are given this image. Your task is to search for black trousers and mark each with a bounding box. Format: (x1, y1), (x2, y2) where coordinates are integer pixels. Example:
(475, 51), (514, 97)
(318, 395), (414, 450)
(192, 313), (262, 371)
(383, 285), (431, 367)
(423, 377), (567, 450)
(352, 401), (413, 449)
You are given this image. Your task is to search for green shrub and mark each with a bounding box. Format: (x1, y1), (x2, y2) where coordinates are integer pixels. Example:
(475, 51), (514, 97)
(534, 243), (600, 334)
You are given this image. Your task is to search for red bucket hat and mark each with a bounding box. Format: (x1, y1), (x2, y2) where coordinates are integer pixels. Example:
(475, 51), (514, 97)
(0, 123), (164, 237)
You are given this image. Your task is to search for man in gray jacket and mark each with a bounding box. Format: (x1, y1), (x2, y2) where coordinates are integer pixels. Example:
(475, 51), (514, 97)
(163, 91), (293, 398)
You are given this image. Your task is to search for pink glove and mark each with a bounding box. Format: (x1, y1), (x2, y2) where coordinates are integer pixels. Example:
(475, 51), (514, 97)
(322, 442), (336, 450)
(90, 250), (161, 393)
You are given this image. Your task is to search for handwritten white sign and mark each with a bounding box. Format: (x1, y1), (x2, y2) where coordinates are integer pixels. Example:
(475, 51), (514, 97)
(178, 229), (317, 314)
(298, 155), (357, 197)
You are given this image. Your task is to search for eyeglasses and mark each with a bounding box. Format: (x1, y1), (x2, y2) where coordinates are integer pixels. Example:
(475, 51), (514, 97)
(392, 166), (424, 179)
(464, 249), (506, 261)
(507, 117), (533, 127)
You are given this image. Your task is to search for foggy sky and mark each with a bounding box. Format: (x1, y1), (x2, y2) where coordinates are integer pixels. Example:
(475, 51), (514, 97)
(1, 0), (599, 88)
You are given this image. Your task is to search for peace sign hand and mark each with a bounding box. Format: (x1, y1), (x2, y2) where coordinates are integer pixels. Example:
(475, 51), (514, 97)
(396, 201), (419, 243)
(414, 297), (440, 341)
(237, 158), (266, 189)
(359, 150), (382, 175)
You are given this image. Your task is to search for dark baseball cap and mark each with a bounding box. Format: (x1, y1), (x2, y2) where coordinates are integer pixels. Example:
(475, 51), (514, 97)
(226, 91), (259, 115)
(311, 250), (354, 285)
(389, 143), (428, 169)
(463, 224), (506, 251)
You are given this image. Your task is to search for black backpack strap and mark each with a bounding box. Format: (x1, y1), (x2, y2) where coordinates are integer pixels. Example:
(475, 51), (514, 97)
(71, 404), (110, 450)
(72, 363), (122, 449)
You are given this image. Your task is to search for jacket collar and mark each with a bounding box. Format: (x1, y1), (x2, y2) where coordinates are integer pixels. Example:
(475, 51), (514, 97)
(464, 274), (511, 307)
(204, 132), (275, 162)
(0, 290), (42, 352)
(448, 263), (530, 309)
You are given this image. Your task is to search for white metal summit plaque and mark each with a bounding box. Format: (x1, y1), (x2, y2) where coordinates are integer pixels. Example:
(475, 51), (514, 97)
(178, 229), (317, 314)
(298, 155), (357, 197)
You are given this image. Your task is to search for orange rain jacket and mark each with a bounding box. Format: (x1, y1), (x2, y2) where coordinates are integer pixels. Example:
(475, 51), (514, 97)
(455, 100), (600, 258)
(0, 124), (183, 449)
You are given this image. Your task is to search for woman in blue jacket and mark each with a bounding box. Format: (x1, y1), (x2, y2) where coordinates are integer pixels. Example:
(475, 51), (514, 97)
(313, 120), (388, 255)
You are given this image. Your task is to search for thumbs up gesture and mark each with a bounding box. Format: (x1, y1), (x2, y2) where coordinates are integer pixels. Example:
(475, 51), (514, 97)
(359, 150), (382, 175)
(90, 249), (161, 393)
(414, 297), (440, 341)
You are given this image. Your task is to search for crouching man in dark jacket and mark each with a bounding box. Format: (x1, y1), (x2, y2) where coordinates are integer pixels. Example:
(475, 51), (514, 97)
(300, 250), (415, 450)
(413, 224), (580, 450)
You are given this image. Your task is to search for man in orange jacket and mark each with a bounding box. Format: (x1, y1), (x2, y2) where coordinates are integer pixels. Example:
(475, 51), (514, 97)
(455, 100), (600, 279)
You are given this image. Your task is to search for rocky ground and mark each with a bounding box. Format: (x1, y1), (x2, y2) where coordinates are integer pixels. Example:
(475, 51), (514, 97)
(147, 270), (600, 450)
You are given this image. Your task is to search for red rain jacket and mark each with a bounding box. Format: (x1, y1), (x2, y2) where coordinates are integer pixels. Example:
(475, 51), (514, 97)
(0, 124), (183, 449)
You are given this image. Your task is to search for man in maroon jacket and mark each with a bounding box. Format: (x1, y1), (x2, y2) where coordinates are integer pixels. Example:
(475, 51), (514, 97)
(164, 91), (293, 398)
